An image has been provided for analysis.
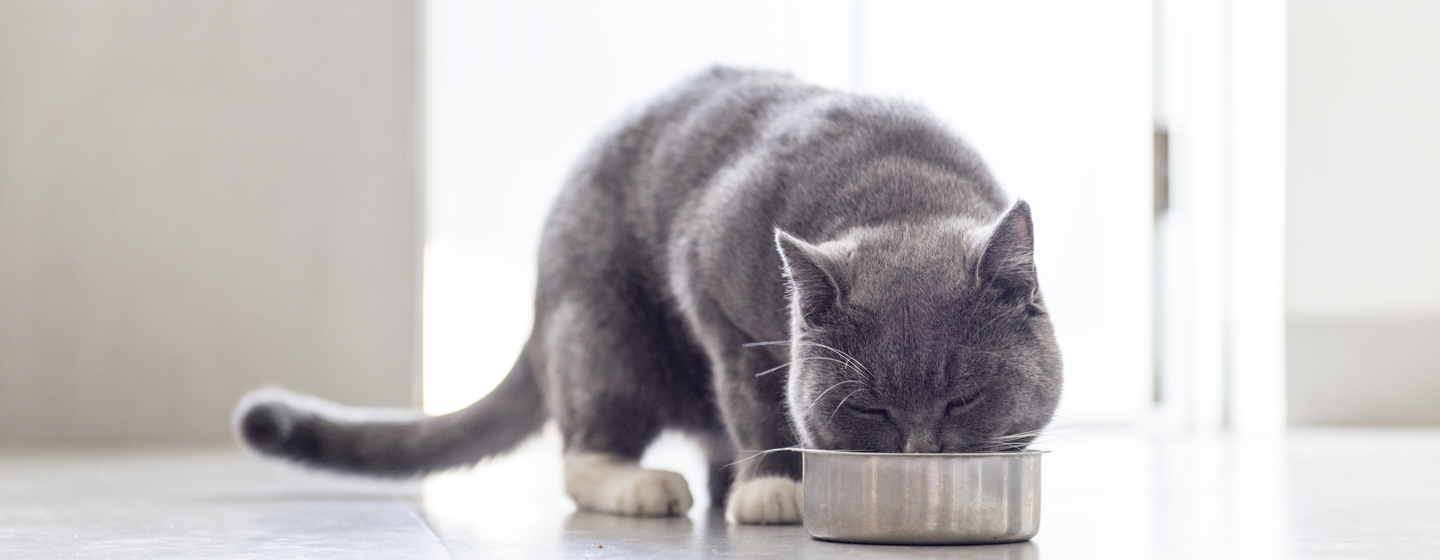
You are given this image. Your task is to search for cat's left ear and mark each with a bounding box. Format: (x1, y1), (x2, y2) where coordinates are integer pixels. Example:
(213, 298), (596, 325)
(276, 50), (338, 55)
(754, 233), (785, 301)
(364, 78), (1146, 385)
(977, 201), (1042, 311)
(775, 230), (846, 326)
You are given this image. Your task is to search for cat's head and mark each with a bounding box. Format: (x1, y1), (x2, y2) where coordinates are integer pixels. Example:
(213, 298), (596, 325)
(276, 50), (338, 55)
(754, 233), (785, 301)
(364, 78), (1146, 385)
(776, 201), (1061, 453)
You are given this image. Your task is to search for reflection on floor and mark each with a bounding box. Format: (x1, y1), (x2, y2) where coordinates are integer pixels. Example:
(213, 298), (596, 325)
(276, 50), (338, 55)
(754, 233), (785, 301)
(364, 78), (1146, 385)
(1, 427), (1437, 559)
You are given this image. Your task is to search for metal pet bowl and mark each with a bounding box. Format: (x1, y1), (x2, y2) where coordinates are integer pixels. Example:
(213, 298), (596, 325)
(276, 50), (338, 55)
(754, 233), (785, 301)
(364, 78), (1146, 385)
(802, 449), (1046, 545)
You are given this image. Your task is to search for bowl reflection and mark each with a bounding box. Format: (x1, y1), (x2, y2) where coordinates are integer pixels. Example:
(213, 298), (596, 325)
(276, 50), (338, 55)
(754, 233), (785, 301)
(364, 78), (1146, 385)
(802, 449), (1045, 545)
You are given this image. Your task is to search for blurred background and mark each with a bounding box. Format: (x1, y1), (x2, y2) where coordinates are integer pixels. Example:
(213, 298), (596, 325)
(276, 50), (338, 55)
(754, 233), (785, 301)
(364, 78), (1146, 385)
(1, 0), (1435, 447)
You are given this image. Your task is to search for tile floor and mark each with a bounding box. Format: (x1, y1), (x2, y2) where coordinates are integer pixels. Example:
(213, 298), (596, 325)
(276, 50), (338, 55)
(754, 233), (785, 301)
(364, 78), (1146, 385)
(2, 427), (1437, 559)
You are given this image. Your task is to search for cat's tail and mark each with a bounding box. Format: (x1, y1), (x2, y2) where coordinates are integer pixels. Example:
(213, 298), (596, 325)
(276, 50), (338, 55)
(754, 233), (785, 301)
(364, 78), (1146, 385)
(231, 352), (546, 478)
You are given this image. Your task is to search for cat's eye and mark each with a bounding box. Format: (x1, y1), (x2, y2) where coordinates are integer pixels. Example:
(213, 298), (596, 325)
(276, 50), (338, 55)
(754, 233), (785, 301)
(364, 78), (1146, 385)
(946, 394), (984, 416)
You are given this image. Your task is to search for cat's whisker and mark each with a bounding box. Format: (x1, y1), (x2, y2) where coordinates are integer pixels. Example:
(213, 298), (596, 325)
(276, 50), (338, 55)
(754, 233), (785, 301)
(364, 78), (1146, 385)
(798, 341), (874, 376)
(828, 389), (866, 421)
(988, 422), (1077, 440)
(752, 362), (791, 377)
(977, 423), (1078, 452)
(723, 446), (808, 469)
(742, 340), (876, 382)
(800, 356), (873, 382)
(812, 347), (875, 381)
(986, 429), (1047, 441)
(978, 442), (1028, 453)
(754, 355), (870, 377)
(802, 379), (866, 412)
(1018, 428), (1080, 446)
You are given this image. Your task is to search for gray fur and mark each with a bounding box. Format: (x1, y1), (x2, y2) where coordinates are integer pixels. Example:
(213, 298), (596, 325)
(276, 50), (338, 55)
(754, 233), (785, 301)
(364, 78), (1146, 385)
(234, 67), (1062, 506)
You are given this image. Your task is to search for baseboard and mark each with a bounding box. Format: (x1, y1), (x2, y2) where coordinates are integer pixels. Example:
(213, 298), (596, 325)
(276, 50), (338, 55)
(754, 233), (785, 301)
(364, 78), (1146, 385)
(1287, 318), (1440, 426)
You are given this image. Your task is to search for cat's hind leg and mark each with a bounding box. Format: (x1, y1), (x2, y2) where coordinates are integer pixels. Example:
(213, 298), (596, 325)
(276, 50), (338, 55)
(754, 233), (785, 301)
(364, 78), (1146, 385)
(543, 298), (703, 517)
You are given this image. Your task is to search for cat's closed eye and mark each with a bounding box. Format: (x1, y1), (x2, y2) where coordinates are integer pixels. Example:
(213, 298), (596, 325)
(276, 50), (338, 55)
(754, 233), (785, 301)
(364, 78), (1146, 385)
(945, 393), (984, 416)
(850, 406), (889, 418)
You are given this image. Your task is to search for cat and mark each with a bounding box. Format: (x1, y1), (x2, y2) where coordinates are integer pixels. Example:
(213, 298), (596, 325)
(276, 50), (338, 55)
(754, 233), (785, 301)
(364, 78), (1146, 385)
(233, 67), (1062, 525)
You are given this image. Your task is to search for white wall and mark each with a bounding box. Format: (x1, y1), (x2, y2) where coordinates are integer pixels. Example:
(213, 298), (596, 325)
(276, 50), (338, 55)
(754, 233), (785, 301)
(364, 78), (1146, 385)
(1287, 0), (1440, 425)
(0, 0), (422, 443)
(1288, 0), (1440, 320)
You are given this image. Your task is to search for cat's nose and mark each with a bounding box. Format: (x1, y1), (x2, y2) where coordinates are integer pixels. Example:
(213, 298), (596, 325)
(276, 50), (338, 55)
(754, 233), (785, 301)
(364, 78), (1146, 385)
(902, 435), (940, 453)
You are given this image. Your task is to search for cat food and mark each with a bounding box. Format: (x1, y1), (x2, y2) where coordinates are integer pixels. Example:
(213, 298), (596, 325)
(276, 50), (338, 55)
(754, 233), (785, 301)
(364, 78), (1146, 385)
(802, 449), (1045, 545)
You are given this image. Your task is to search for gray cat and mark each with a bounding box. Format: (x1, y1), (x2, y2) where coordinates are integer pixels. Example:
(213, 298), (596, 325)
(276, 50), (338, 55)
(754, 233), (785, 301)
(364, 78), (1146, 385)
(233, 67), (1062, 525)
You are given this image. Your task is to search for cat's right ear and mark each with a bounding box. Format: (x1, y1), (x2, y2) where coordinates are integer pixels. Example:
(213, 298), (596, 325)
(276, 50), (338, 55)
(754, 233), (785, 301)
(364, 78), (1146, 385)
(775, 230), (845, 326)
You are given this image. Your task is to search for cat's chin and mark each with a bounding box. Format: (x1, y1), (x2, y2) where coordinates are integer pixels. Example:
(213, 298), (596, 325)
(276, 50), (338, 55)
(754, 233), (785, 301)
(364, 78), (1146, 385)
(725, 476), (804, 525)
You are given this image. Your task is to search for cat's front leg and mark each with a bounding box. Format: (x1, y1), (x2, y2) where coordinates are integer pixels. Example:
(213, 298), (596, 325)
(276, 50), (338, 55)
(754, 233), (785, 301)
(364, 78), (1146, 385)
(564, 452), (694, 517)
(715, 346), (806, 525)
(725, 474), (804, 525)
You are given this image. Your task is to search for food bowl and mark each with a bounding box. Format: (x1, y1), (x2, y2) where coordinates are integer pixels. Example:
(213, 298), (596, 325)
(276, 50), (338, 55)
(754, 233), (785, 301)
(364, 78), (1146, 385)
(802, 449), (1046, 545)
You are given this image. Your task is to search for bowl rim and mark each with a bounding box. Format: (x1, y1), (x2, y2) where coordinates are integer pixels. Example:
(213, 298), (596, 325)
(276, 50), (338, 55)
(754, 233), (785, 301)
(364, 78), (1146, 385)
(799, 448), (1049, 458)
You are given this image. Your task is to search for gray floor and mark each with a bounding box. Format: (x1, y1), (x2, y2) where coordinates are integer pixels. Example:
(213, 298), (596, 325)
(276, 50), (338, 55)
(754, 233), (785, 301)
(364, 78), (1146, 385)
(2, 427), (1437, 559)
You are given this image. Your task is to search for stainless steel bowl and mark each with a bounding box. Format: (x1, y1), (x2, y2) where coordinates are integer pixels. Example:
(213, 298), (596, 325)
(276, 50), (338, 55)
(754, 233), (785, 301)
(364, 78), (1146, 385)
(802, 449), (1045, 545)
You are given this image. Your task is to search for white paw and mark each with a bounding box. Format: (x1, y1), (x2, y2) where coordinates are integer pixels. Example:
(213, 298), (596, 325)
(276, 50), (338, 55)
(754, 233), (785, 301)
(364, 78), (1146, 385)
(725, 476), (804, 525)
(602, 468), (693, 516)
(565, 453), (694, 517)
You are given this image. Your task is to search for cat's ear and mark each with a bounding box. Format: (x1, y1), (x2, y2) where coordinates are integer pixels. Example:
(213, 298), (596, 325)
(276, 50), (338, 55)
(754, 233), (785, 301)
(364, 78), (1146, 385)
(977, 201), (1041, 309)
(775, 230), (845, 325)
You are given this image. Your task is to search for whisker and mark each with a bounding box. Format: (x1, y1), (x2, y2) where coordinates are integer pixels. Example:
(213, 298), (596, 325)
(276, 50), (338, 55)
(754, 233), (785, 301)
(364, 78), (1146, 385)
(987, 422), (1075, 439)
(803, 342), (875, 380)
(724, 445), (874, 469)
(986, 430), (1047, 441)
(828, 389), (867, 422)
(800, 341), (872, 373)
(977, 423), (1078, 451)
(976, 442), (1029, 453)
(723, 446), (807, 469)
(791, 355), (873, 384)
(753, 355), (872, 378)
(803, 379), (865, 412)
(742, 339), (876, 382)
(801, 355), (864, 372)
(807, 353), (874, 383)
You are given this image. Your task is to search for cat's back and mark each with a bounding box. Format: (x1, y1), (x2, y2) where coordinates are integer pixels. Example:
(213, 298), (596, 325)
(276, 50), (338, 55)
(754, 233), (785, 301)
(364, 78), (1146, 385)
(569, 66), (990, 233)
(540, 67), (1001, 289)
(604, 67), (828, 213)
(538, 68), (822, 264)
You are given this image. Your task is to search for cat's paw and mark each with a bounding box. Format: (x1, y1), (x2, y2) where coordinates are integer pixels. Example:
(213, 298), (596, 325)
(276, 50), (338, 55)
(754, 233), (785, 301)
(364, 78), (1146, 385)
(725, 476), (804, 525)
(603, 468), (694, 516)
(565, 453), (694, 517)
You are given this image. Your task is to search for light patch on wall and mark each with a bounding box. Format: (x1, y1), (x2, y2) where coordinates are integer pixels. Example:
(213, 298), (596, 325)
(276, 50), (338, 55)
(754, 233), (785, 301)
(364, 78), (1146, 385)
(422, 238), (528, 415)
